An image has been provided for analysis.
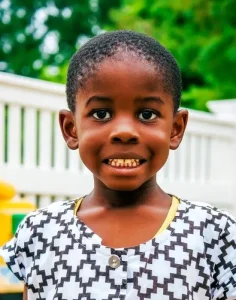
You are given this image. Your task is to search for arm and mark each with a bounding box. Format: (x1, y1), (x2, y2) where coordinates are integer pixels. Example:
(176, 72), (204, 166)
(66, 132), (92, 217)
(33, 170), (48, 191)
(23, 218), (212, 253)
(1, 215), (31, 298)
(23, 286), (28, 300)
(212, 215), (236, 299)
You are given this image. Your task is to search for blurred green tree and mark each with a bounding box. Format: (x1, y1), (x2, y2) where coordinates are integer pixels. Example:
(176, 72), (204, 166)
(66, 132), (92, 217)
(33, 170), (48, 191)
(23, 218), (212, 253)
(106, 0), (236, 110)
(0, 0), (235, 110)
(0, 0), (120, 79)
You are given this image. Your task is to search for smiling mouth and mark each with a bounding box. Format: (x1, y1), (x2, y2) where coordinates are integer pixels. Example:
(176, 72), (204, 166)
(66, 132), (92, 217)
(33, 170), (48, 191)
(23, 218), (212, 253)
(104, 159), (146, 168)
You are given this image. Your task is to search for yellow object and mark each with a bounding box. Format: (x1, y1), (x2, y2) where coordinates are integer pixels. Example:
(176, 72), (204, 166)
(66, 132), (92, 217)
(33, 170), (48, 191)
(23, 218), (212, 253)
(0, 214), (12, 247)
(0, 181), (16, 200)
(0, 180), (35, 294)
(0, 198), (35, 246)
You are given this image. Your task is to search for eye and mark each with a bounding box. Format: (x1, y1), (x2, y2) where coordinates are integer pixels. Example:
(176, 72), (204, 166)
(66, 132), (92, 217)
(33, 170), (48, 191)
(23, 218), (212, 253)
(92, 109), (111, 120)
(138, 109), (158, 121)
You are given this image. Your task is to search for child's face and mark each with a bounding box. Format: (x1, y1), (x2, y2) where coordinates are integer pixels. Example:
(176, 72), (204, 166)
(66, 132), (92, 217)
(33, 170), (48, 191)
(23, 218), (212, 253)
(60, 56), (188, 191)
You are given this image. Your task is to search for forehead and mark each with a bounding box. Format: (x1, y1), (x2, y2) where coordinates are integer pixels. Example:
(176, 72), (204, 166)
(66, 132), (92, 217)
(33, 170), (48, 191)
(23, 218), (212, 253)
(77, 56), (173, 107)
(83, 57), (165, 90)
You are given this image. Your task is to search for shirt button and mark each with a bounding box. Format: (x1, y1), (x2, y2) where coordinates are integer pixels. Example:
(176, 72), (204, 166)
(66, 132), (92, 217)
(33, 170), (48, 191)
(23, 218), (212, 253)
(108, 255), (120, 268)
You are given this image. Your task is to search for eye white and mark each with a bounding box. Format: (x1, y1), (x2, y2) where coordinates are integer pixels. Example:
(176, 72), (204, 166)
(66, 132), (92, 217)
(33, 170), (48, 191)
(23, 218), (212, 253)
(93, 110), (111, 120)
(138, 111), (157, 120)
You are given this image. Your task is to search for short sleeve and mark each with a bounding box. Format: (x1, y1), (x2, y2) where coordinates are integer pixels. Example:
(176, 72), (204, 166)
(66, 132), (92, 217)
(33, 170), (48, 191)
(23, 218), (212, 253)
(0, 215), (29, 283)
(211, 215), (236, 299)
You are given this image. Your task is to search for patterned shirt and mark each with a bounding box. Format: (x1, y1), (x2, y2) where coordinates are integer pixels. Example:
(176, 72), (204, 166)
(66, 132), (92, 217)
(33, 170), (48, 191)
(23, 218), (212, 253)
(1, 198), (236, 300)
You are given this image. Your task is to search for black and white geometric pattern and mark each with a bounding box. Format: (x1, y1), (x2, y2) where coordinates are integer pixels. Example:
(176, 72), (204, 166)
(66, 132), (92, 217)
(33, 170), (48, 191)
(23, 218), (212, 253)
(1, 198), (236, 299)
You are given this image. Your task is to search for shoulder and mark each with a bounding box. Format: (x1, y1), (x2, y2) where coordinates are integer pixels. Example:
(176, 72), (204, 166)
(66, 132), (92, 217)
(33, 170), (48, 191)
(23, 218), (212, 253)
(11, 199), (77, 250)
(2, 199), (77, 258)
(0, 199), (78, 282)
(23, 199), (76, 225)
(180, 199), (236, 239)
(181, 199), (235, 221)
(180, 201), (236, 298)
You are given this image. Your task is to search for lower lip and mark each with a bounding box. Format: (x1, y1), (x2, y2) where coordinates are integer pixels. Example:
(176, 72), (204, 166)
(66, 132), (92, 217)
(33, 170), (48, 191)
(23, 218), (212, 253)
(103, 162), (146, 175)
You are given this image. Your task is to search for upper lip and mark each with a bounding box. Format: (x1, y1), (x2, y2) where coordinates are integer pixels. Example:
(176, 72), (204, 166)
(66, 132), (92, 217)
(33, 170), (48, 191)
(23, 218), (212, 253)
(103, 152), (147, 161)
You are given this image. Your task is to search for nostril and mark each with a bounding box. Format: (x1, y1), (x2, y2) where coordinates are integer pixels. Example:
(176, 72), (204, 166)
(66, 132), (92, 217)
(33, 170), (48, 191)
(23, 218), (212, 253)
(110, 131), (139, 143)
(129, 137), (138, 143)
(111, 136), (138, 143)
(113, 137), (122, 142)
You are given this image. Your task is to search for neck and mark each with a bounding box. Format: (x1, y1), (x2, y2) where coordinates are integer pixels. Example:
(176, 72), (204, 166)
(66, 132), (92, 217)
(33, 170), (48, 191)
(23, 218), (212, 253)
(84, 176), (170, 209)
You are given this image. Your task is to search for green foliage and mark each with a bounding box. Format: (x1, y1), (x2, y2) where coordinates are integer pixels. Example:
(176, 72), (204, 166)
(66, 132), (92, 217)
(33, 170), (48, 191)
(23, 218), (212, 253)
(0, 0), (235, 111)
(0, 0), (120, 80)
(105, 0), (236, 110)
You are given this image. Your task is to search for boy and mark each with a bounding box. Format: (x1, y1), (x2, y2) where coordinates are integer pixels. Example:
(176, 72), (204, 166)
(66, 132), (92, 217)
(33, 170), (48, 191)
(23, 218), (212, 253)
(1, 30), (236, 299)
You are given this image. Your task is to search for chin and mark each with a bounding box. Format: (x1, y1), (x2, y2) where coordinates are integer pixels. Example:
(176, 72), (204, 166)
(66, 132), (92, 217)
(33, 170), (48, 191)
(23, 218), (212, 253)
(104, 181), (143, 192)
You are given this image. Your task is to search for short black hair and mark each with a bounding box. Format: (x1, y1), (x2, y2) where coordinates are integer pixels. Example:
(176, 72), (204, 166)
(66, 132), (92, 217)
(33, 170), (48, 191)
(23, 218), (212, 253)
(66, 30), (182, 113)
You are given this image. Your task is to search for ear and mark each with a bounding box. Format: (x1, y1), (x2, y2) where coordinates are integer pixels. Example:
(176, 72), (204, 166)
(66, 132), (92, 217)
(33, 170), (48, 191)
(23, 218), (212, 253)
(170, 109), (188, 150)
(59, 109), (78, 150)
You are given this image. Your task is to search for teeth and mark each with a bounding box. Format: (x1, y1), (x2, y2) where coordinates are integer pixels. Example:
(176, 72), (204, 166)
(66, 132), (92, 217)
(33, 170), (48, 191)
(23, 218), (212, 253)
(108, 159), (141, 168)
(111, 160), (116, 167)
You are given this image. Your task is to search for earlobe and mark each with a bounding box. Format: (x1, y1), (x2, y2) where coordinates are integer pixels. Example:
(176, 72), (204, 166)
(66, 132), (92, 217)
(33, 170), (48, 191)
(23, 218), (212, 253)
(59, 109), (79, 150)
(170, 109), (188, 150)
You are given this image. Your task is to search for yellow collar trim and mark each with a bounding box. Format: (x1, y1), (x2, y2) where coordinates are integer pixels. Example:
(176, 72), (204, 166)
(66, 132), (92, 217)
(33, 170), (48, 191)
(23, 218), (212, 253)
(154, 196), (179, 237)
(74, 195), (179, 238)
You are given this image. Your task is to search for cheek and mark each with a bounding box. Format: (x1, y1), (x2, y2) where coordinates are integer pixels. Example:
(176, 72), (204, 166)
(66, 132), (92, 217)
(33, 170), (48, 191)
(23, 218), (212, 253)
(77, 129), (103, 169)
(77, 117), (110, 152)
(145, 125), (171, 148)
(77, 120), (98, 149)
(146, 129), (171, 164)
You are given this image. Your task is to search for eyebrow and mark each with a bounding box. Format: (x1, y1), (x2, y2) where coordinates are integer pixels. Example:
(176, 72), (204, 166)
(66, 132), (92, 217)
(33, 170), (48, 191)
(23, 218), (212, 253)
(85, 96), (112, 107)
(135, 97), (165, 105)
(85, 95), (165, 107)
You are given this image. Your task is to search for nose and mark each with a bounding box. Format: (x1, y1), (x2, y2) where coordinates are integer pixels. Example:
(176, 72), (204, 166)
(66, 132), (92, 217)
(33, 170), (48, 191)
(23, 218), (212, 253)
(109, 119), (139, 144)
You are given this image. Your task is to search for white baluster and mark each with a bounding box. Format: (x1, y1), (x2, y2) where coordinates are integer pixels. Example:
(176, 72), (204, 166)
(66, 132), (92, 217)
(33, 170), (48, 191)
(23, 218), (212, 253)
(39, 111), (52, 169)
(39, 195), (51, 208)
(8, 105), (21, 166)
(24, 108), (37, 167)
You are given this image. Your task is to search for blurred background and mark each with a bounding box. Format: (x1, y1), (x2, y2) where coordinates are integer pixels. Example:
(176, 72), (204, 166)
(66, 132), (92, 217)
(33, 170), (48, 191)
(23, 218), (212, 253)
(0, 0), (236, 297)
(0, 0), (236, 111)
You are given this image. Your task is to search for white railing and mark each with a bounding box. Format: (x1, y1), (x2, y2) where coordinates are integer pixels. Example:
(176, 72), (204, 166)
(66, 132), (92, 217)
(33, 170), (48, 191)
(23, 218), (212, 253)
(0, 72), (235, 214)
